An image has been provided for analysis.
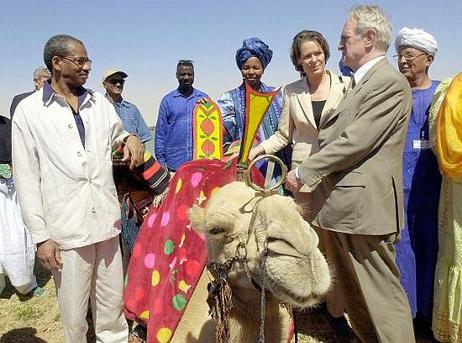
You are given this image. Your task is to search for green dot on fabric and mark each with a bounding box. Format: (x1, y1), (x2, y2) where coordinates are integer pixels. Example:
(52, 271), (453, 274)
(164, 240), (175, 255)
(172, 294), (187, 311)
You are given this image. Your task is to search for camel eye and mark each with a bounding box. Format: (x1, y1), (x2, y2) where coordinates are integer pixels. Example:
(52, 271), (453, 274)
(208, 225), (226, 235)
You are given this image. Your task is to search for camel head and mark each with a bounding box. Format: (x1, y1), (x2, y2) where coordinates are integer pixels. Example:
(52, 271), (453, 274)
(190, 181), (331, 308)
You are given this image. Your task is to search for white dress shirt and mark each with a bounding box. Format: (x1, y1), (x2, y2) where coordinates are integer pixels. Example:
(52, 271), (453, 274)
(353, 55), (386, 85)
(12, 86), (129, 250)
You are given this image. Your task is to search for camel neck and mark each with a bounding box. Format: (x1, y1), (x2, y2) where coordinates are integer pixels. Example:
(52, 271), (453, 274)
(230, 290), (291, 342)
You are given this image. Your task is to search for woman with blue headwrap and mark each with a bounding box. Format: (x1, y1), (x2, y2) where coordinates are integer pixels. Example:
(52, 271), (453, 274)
(218, 38), (285, 155)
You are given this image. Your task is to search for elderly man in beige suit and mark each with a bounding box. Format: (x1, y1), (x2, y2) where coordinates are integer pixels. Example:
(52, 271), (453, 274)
(285, 5), (415, 342)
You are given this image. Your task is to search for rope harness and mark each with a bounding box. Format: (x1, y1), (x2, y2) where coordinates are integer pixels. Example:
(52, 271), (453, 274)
(206, 154), (289, 343)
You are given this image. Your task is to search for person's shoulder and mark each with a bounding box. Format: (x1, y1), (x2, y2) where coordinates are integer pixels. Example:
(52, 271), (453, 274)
(193, 88), (208, 97)
(284, 78), (306, 94)
(89, 90), (107, 103)
(327, 70), (350, 85)
(159, 89), (178, 102)
(0, 114), (10, 125)
(16, 90), (41, 110)
(120, 98), (136, 108)
(369, 60), (408, 89)
(12, 91), (34, 103)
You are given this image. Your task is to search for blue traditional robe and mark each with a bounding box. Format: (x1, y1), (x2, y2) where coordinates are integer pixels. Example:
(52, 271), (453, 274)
(396, 80), (441, 319)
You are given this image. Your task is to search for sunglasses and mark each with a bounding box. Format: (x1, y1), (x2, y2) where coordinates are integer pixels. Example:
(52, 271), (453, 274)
(106, 79), (125, 85)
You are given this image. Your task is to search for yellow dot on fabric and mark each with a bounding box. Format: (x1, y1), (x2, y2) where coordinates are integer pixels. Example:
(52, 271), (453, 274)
(143, 151), (151, 162)
(139, 310), (150, 320)
(151, 270), (161, 287)
(178, 280), (191, 293)
(175, 178), (182, 193)
(157, 328), (172, 343)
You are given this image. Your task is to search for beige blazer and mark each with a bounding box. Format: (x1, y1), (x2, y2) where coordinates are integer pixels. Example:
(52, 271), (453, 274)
(260, 70), (349, 169)
(298, 59), (412, 235)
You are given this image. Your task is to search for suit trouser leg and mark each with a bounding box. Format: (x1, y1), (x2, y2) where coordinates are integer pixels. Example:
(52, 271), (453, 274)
(52, 244), (94, 343)
(325, 231), (415, 343)
(90, 237), (128, 343)
(320, 229), (345, 318)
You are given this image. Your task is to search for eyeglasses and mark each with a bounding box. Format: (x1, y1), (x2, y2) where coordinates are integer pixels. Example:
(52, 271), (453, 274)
(393, 51), (427, 63)
(61, 56), (92, 68)
(106, 79), (125, 85)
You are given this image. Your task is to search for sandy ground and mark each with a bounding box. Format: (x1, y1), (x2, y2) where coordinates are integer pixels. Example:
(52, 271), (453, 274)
(1, 262), (435, 343)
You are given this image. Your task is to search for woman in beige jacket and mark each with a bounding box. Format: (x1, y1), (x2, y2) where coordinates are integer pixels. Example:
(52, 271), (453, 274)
(250, 30), (349, 205)
(250, 30), (350, 322)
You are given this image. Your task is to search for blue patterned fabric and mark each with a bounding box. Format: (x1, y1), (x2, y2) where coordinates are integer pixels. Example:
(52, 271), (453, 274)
(218, 83), (281, 146)
(218, 82), (291, 180)
(235, 38), (273, 70)
(395, 80), (441, 320)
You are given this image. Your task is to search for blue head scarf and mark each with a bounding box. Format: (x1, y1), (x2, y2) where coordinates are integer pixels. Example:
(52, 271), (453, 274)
(235, 38), (273, 70)
(338, 59), (353, 77)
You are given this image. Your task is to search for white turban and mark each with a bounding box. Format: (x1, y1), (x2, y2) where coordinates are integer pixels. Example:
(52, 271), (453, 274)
(395, 27), (438, 55)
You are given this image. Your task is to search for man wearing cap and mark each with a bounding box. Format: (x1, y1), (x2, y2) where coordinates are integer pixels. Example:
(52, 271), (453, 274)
(394, 27), (441, 330)
(155, 60), (208, 171)
(103, 69), (152, 145)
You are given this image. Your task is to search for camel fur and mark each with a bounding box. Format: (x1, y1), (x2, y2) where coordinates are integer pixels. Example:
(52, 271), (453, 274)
(171, 181), (331, 342)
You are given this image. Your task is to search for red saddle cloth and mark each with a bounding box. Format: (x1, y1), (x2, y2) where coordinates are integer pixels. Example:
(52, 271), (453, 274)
(124, 158), (262, 343)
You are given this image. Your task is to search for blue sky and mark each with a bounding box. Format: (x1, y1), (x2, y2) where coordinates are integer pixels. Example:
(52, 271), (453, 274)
(1, 0), (461, 126)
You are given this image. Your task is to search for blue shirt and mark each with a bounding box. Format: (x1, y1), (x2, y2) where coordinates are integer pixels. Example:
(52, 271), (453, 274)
(155, 87), (208, 170)
(107, 96), (152, 144)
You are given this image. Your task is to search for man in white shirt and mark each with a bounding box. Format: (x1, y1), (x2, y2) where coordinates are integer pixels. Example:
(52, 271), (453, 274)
(285, 5), (415, 342)
(12, 34), (143, 343)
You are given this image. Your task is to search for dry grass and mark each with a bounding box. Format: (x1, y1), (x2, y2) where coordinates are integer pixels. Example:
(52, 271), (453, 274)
(0, 263), (62, 342)
(0, 262), (435, 343)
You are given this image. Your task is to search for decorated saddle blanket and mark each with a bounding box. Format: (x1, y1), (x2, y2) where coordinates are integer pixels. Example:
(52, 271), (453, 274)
(124, 158), (264, 343)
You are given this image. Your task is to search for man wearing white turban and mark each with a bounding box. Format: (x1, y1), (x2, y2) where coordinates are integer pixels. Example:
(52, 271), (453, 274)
(394, 26), (441, 336)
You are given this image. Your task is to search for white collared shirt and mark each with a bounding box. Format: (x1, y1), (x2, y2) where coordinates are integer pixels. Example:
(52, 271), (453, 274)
(12, 88), (129, 250)
(353, 55), (386, 85)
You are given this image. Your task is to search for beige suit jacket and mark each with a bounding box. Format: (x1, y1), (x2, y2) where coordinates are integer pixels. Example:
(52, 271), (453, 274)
(260, 70), (349, 169)
(298, 59), (412, 235)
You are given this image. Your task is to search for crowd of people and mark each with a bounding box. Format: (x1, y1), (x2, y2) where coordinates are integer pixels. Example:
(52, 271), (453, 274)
(0, 3), (461, 343)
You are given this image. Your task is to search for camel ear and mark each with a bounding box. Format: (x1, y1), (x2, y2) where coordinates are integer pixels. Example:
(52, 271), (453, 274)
(189, 205), (206, 233)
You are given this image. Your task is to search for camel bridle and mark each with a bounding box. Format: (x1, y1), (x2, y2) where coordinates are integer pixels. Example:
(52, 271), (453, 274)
(206, 196), (269, 343)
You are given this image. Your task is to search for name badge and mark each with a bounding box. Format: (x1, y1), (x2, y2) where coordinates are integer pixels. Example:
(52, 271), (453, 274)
(413, 140), (431, 150)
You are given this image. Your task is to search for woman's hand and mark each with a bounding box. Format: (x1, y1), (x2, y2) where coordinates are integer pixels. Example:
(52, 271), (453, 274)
(249, 145), (265, 161)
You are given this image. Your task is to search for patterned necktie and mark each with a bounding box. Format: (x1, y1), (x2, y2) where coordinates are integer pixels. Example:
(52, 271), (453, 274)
(343, 77), (356, 99)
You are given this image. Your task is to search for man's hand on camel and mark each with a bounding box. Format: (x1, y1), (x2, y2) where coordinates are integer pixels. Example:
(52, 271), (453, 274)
(122, 135), (144, 169)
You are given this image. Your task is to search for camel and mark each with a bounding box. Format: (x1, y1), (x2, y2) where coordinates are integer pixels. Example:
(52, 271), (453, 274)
(170, 181), (331, 343)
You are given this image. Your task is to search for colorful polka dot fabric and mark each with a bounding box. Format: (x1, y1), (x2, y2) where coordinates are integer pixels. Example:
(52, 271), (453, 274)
(124, 158), (257, 342)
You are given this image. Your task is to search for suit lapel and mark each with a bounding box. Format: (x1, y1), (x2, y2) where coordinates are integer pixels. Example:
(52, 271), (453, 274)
(319, 73), (348, 128)
(295, 77), (317, 129)
(321, 59), (388, 127)
(351, 58), (388, 96)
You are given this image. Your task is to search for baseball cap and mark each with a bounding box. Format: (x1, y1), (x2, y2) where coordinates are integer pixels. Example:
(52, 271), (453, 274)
(102, 68), (128, 82)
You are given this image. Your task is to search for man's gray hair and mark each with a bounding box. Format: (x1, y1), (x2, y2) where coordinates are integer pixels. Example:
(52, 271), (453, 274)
(348, 5), (392, 52)
(43, 34), (83, 72)
(33, 67), (51, 81)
